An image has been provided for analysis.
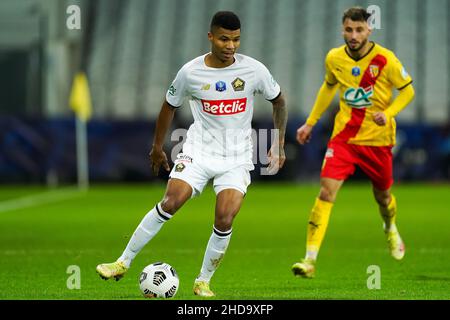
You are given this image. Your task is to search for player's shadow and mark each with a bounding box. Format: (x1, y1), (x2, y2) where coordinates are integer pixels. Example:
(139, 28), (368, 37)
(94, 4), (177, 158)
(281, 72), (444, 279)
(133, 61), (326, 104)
(415, 275), (450, 281)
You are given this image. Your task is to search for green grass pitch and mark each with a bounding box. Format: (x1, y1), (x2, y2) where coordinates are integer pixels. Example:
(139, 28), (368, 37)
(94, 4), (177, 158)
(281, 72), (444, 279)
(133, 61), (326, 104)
(0, 182), (449, 300)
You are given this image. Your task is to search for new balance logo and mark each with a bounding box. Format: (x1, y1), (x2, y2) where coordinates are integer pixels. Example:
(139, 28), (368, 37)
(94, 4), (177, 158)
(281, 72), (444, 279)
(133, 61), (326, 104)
(201, 98), (247, 115)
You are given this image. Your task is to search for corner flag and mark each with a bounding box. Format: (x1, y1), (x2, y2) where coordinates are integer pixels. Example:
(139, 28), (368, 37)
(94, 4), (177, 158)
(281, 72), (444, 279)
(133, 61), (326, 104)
(69, 72), (92, 122)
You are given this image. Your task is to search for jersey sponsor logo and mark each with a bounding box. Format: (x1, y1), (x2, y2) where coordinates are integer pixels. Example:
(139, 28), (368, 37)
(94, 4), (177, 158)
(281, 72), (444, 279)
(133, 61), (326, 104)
(168, 85), (176, 96)
(201, 98), (247, 115)
(344, 86), (373, 108)
(215, 81), (227, 92)
(352, 66), (361, 76)
(231, 77), (245, 91)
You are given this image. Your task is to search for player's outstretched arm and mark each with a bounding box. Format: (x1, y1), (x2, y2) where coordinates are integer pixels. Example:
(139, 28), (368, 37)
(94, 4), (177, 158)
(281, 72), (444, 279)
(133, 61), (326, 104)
(373, 84), (415, 126)
(296, 81), (338, 144)
(149, 101), (176, 175)
(268, 93), (287, 174)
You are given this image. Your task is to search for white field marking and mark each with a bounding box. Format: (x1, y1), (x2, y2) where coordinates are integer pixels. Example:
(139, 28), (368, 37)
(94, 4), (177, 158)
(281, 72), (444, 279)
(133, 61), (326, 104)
(0, 188), (85, 214)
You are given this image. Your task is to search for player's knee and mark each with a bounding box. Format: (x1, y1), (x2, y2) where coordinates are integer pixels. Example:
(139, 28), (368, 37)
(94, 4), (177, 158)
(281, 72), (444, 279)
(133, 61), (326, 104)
(375, 192), (391, 207)
(215, 208), (238, 231)
(160, 195), (183, 215)
(319, 186), (336, 203)
(214, 218), (233, 231)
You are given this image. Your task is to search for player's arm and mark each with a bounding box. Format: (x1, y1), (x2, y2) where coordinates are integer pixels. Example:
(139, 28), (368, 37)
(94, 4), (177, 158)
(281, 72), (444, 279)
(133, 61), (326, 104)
(149, 101), (177, 175)
(373, 54), (415, 126)
(150, 66), (187, 175)
(268, 93), (288, 173)
(373, 83), (415, 126)
(297, 81), (338, 145)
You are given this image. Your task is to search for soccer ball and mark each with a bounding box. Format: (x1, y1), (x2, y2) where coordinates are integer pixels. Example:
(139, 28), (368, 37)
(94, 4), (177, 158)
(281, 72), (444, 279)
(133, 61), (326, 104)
(139, 262), (179, 298)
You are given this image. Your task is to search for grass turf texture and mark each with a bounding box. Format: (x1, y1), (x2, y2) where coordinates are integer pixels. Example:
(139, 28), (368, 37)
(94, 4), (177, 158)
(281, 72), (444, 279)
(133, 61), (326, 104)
(0, 183), (449, 300)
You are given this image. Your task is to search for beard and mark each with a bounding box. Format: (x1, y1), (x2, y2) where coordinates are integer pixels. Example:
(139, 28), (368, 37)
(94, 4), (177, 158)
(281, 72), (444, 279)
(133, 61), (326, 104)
(346, 38), (368, 52)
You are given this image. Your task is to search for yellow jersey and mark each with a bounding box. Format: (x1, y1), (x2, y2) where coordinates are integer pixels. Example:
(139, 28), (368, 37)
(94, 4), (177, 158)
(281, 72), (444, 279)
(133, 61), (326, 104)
(324, 42), (412, 146)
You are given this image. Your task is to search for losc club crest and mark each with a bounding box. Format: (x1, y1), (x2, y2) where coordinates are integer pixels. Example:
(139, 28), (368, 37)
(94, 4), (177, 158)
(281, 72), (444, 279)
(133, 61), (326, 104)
(175, 163), (185, 172)
(231, 77), (245, 91)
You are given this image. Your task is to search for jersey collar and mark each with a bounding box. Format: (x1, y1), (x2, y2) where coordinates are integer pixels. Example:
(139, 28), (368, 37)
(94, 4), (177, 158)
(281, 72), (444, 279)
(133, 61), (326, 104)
(203, 53), (238, 69)
(345, 41), (376, 62)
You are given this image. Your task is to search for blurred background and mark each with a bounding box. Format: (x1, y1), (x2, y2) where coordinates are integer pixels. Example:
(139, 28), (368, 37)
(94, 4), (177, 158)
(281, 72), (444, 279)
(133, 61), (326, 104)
(0, 0), (449, 186)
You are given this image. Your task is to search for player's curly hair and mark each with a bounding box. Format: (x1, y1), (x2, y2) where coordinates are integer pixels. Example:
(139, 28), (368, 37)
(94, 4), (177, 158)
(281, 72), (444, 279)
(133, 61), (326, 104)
(210, 11), (241, 31)
(342, 7), (371, 23)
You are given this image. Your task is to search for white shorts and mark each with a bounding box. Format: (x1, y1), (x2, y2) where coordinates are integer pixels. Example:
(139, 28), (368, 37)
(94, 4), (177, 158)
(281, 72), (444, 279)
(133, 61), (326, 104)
(169, 152), (252, 197)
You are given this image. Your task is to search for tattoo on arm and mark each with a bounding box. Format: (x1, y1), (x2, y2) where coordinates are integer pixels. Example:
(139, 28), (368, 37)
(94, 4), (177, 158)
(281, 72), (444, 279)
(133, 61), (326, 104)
(272, 95), (288, 146)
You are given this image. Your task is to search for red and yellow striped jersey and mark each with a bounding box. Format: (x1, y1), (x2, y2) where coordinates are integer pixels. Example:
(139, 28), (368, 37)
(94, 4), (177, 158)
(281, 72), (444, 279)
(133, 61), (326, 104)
(325, 42), (412, 146)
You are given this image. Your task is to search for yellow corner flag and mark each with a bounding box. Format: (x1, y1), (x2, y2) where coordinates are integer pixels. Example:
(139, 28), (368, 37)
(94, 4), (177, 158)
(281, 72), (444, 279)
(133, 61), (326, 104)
(70, 72), (92, 122)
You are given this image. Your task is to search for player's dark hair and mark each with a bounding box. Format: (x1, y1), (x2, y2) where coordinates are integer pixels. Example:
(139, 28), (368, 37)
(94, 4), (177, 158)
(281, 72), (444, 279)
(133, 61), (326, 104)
(210, 11), (241, 32)
(342, 7), (371, 23)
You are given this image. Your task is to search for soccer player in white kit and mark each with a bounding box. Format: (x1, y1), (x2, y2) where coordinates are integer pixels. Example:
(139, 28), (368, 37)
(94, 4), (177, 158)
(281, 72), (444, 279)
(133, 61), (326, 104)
(96, 11), (288, 297)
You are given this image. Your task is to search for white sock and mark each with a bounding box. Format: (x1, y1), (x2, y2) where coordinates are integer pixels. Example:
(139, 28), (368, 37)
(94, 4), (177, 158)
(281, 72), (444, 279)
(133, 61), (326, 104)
(118, 203), (172, 268)
(305, 249), (318, 261)
(196, 226), (232, 283)
(384, 222), (398, 233)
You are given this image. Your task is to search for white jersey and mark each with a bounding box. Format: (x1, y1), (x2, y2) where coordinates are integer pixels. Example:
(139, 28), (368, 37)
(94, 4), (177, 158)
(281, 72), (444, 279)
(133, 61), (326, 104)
(166, 53), (281, 169)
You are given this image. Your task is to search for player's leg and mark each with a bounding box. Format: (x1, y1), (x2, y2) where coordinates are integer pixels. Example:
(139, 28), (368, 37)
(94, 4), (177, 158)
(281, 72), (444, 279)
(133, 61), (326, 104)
(373, 187), (405, 260)
(292, 177), (344, 278)
(116, 178), (192, 266)
(96, 178), (192, 280)
(373, 187), (395, 229)
(194, 188), (244, 297)
(356, 145), (405, 260)
(193, 165), (249, 297)
(293, 141), (356, 278)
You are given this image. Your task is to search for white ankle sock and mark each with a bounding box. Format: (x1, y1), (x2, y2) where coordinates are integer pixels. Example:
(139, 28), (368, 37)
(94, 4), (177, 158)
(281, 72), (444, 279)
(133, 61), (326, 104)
(384, 222), (398, 233)
(196, 226), (232, 283)
(305, 250), (318, 261)
(118, 203), (172, 268)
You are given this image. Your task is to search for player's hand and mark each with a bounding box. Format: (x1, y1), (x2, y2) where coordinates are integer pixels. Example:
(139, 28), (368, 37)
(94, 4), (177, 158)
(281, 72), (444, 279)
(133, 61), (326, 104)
(373, 112), (387, 126)
(149, 146), (170, 176)
(267, 144), (286, 175)
(296, 124), (313, 145)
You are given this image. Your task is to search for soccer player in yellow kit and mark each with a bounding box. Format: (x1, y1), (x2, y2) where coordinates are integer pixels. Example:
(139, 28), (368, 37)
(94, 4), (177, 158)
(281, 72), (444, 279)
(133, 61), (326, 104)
(292, 7), (415, 278)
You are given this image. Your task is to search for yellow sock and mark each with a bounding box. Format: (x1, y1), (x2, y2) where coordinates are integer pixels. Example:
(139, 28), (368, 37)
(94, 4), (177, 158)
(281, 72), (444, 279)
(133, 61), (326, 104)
(379, 194), (397, 231)
(305, 198), (333, 261)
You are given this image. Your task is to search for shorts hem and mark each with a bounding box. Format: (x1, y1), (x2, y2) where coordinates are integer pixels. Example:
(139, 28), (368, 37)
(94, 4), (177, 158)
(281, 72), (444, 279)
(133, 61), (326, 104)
(214, 185), (247, 196)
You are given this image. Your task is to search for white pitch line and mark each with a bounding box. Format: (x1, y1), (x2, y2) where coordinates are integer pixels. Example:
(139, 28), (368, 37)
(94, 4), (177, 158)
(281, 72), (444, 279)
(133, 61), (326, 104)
(0, 188), (85, 214)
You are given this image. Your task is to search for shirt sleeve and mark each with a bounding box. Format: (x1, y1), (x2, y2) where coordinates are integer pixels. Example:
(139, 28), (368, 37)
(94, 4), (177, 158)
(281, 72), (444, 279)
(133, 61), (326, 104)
(324, 52), (338, 86)
(254, 61), (281, 101)
(387, 53), (413, 90)
(165, 66), (189, 108)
